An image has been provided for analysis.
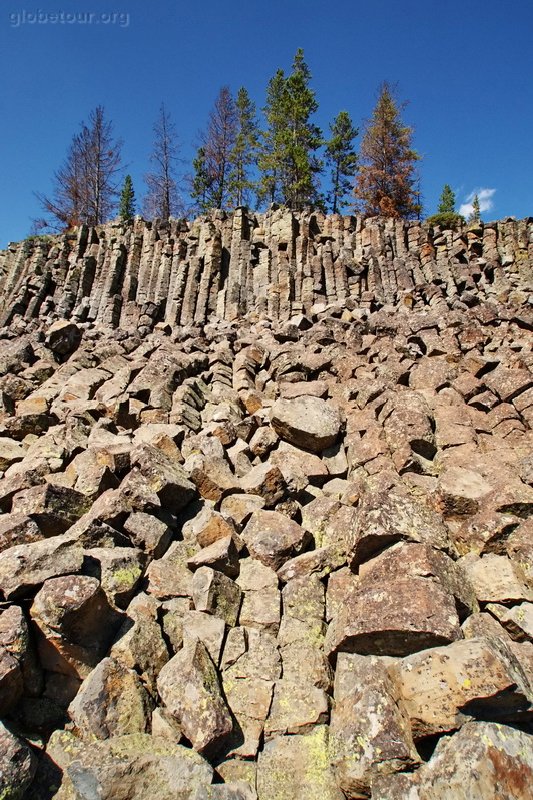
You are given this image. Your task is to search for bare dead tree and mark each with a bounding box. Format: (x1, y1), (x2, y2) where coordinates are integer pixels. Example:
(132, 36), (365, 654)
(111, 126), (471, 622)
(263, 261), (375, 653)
(34, 106), (123, 231)
(143, 103), (183, 220)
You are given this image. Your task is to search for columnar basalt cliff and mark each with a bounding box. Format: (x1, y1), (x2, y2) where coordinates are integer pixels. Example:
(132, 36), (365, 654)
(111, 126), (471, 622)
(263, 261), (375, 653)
(0, 211), (532, 799)
(1, 209), (532, 333)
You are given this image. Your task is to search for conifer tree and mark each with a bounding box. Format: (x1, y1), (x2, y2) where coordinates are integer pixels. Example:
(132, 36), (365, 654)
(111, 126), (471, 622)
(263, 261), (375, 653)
(438, 184), (455, 214)
(35, 106), (122, 230)
(258, 69), (286, 205)
(469, 193), (481, 223)
(354, 82), (420, 219)
(326, 111), (358, 214)
(228, 87), (259, 208)
(119, 175), (135, 221)
(143, 104), (182, 220)
(427, 184), (464, 228)
(190, 147), (213, 214)
(258, 49), (323, 209)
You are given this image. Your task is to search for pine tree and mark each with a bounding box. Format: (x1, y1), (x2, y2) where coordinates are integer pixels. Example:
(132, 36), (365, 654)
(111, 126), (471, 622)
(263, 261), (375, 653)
(190, 146), (213, 214)
(35, 106), (122, 231)
(469, 194), (481, 223)
(326, 111), (358, 214)
(354, 82), (420, 219)
(143, 104), (182, 220)
(119, 175), (135, 220)
(257, 69), (286, 205)
(427, 184), (464, 228)
(258, 49), (323, 209)
(227, 87), (259, 208)
(438, 184), (455, 214)
(191, 87), (237, 211)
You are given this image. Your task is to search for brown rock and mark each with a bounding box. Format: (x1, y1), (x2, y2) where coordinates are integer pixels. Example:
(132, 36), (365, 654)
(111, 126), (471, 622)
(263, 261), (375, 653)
(236, 558), (280, 633)
(187, 536), (240, 579)
(69, 656), (153, 740)
(31, 574), (123, 678)
(395, 637), (533, 738)
(329, 654), (419, 797)
(0, 533), (84, 599)
(242, 510), (312, 570)
(0, 720), (36, 797)
(157, 639), (233, 757)
(257, 725), (343, 800)
(192, 567), (242, 627)
(239, 462), (286, 507)
(11, 482), (92, 536)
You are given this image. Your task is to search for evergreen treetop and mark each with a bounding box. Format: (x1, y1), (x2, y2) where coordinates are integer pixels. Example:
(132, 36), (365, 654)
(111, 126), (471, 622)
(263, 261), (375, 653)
(119, 174), (135, 221)
(326, 110), (358, 214)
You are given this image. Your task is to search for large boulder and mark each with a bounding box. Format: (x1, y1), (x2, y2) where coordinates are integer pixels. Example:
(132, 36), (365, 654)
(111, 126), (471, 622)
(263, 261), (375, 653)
(270, 396), (343, 453)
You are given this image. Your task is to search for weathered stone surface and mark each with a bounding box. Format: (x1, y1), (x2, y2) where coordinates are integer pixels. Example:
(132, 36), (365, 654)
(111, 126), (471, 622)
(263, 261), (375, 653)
(257, 725), (343, 800)
(0, 646), (23, 715)
(187, 536), (240, 578)
(326, 543), (465, 659)
(329, 654), (419, 797)
(395, 637), (533, 738)
(373, 722), (533, 800)
(131, 443), (196, 512)
(53, 732), (214, 800)
(1, 211), (533, 793)
(242, 510), (312, 571)
(0, 533), (84, 599)
(157, 640), (233, 757)
(0, 437), (26, 472)
(461, 553), (533, 603)
(46, 320), (82, 355)
(110, 593), (169, 693)
(270, 396), (343, 453)
(31, 574), (123, 678)
(270, 441), (329, 486)
(486, 601), (533, 642)
(239, 462), (286, 507)
(146, 539), (199, 599)
(123, 511), (173, 558)
(11, 483), (92, 536)
(69, 656), (153, 739)
(87, 546), (146, 608)
(348, 487), (453, 568)
(236, 558), (280, 632)
(192, 567), (242, 626)
(0, 720), (36, 797)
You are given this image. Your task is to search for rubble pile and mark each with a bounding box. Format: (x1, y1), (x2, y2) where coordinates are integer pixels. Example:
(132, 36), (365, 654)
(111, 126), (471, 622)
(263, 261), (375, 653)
(0, 209), (531, 799)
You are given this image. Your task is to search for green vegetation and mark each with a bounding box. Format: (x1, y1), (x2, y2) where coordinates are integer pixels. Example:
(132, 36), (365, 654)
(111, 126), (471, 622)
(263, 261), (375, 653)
(34, 50), (488, 228)
(427, 184), (464, 228)
(119, 175), (135, 221)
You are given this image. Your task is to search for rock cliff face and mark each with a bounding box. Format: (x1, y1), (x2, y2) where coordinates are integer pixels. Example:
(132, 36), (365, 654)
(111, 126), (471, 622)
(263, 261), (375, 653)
(0, 210), (532, 799)
(1, 209), (532, 332)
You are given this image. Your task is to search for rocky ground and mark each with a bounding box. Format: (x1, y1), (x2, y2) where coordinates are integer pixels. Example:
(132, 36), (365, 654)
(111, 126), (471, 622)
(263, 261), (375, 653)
(0, 211), (532, 799)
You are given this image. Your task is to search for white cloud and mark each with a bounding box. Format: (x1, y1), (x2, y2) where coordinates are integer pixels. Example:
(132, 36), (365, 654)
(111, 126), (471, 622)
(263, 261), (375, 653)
(459, 188), (496, 218)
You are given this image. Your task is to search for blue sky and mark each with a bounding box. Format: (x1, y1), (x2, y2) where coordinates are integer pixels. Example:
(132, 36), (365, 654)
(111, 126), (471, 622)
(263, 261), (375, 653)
(1, 0), (532, 246)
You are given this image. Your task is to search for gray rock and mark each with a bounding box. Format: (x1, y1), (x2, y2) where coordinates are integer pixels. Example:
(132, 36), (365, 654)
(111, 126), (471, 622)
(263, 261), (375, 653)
(270, 396), (343, 453)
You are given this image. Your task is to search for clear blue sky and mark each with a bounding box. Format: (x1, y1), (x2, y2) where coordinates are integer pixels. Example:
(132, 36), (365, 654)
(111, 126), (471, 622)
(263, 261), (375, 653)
(1, 0), (532, 246)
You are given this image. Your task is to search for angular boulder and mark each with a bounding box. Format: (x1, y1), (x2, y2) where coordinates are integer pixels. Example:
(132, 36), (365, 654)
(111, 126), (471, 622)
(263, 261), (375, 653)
(270, 396), (343, 453)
